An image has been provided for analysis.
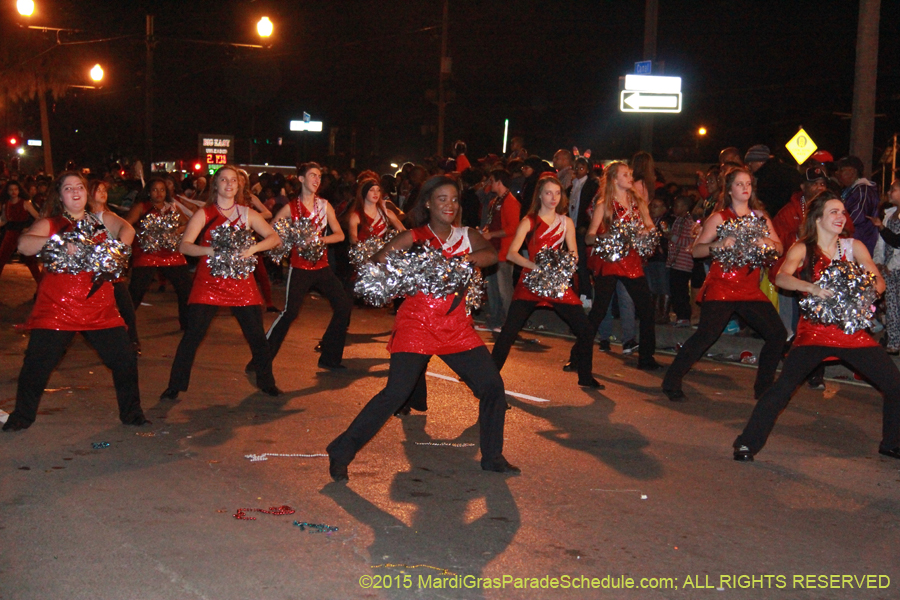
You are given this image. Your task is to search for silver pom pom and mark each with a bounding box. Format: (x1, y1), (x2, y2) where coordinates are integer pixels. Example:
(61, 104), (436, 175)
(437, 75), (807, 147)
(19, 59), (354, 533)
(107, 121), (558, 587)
(799, 261), (878, 334)
(137, 212), (181, 253)
(523, 247), (577, 299)
(89, 238), (132, 283)
(266, 217), (325, 264)
(591, 219), (658, 260)
(709, 214), (778, 272)
(207, 224), (257, 279)
(349, 229), (399, 268)
(38, 218), (132, 286)
(353, 243), (478, 312)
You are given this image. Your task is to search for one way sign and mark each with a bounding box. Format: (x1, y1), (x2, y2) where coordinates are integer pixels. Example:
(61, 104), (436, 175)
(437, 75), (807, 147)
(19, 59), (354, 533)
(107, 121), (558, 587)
(620, 91), (682, 113)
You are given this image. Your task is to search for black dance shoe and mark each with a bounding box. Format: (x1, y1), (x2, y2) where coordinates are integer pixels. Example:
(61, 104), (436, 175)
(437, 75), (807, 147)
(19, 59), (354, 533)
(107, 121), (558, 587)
(663, 388), (686, 401)
(578, 378), (605, 390)
(733, 445), (754, 462)
(1, 415), (32, 431)
(244, 361), (256, 374)
(123, 414), (151, 426)
(159, 388), (179, 401)
(481, 458), (521, 474)
(313, 341), (322, 353)
(318, 360), (347, 371)
(393, 405), (412, 417)
(260, 385), (282, 397)
(329, 458), (349, 482)
(878, 446), (900, 459)
(636, 359), (663, 371)
(562, 361), (578, 372)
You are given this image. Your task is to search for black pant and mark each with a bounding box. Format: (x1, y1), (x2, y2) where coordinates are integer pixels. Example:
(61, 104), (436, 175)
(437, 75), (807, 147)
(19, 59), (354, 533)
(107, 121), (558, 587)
(9, 327), (144, 426)
(327, 347), (507, 467)
(663, 300), (786, 398)
(669, 268), (693, 321)
(167, 303), (275, 392)
(113, 281), (139, 345)
(574, 274), (656, 364)
(266, 266), (352, 365)
(735, 345), (900, 453)
(494, 299), (594, 383)
(129, 265), (193, 330)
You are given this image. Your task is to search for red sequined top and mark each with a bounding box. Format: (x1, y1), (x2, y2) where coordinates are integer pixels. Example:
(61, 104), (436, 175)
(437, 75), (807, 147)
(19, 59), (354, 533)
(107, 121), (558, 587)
(290, 197), (329, 270)
(698, 208), (768, 303)
(387, 225), (484, 355)
(590, 200), (644, 279)
(132, 200), (188, 267)
(794, 239), (878, 348)
(26, 215), (125, 331)
(187, 205), (263, 307)
(356, 208), (387, 243)
(513, 214), (581, 306)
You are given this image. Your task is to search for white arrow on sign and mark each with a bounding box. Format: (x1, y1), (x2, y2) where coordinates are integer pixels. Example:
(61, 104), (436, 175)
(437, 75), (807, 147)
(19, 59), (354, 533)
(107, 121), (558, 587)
(619, 91), (682, 113)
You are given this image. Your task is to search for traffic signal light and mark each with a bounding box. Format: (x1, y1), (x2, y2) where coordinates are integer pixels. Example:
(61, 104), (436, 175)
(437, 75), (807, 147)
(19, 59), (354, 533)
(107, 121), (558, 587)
(8, 136), (17, 146)
(193, 162), (203, 171)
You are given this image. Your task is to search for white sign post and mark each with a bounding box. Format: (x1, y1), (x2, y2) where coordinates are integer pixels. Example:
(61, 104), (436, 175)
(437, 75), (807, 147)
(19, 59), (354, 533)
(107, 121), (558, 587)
(620, 75), (683, 114)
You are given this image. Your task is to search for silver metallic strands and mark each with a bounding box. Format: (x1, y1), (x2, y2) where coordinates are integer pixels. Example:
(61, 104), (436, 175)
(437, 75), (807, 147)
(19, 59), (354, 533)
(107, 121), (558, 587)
(137, 212), (182, 253)
(710, 214), (779, 272)
(523, 247), (577, 299)
(208, 224), (257, 279)
(799, 261), (878, 334)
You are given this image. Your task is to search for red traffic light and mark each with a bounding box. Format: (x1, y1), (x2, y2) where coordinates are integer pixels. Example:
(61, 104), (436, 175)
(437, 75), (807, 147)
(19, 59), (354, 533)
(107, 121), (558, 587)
(8, 137), (17, 146)
(193, 162), (203, 171)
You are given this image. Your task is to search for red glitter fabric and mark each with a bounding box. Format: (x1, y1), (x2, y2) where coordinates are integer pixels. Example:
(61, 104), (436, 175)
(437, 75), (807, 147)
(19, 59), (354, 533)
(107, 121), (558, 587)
(513, 214), (581, 306)
(794, 241), (878, 349)
(595, 202), (644, 279)
(387, 225), (483, 355)
(132, 201), (188, 267)
(187, 205), (263, 307)
(698, 209), (768, 303)
(26, 216), (125, 331)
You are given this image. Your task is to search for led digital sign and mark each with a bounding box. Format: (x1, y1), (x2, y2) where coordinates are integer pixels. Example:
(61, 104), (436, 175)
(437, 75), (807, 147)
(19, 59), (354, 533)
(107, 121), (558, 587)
(197, 134), (235, 174)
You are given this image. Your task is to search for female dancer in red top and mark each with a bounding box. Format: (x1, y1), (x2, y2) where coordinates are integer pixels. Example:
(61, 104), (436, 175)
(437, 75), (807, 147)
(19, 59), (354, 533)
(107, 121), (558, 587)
(662, 166), (786, 401)
(125, 177), (193, 331)
(3, 172), (148, 431)
(263, 162), (352, 370)
(734, 192), (900, 461)
(327, 176), (517, 481)
(88, 179), (140, 353)
(0, 180), (42, 284)
(160, 165), (282, 400)
(577, 161), (660, 370)
(346, 179), (405, 244)
(492, 174), (601, 388)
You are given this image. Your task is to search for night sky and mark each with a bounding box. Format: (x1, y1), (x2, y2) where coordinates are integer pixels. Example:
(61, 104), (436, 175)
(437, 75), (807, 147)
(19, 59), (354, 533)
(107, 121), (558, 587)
(2, 0), (899, 173)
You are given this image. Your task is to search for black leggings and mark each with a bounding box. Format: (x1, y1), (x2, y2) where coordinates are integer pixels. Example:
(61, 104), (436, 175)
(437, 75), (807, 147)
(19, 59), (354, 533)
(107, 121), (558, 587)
(113, 281), (139, 346)
(327, 347), (507, 467)
(735, 345), (900, 454)
(8, 327), (143, 427)
(128, 265), (193, 330)
(167, 303), (275, 392)
(573, 274), (656, 364)
(663, 300), (786, 398)
(494, 299), (594, 383)
(265, 266), (352, 365)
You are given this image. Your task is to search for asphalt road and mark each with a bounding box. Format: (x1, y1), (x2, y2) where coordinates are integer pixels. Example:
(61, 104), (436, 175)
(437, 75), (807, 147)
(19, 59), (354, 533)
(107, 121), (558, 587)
(1, 263), (898, 600)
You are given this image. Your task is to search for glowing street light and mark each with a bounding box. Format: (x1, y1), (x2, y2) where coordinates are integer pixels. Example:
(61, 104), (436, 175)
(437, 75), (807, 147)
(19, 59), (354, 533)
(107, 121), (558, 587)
(698, 127), (708, 136)
(257, 17), (273, 38)
(90, 63), (104, 82)
(17, 0), (35, 17)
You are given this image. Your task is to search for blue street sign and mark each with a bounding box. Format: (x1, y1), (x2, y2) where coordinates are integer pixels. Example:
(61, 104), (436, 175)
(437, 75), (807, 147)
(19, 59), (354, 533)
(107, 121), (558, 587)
(303, 112), (311, 123)
(634, 60), (652, 75)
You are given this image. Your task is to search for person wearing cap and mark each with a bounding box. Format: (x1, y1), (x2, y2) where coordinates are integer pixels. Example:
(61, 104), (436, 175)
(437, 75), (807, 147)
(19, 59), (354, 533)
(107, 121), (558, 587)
(836, 155), (880, 255)
(744, 144), (803, 217)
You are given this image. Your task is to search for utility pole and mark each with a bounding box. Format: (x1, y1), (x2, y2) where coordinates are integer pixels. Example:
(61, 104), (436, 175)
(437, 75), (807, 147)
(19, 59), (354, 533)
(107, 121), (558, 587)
(849, 0), (881, 176)
(640, 0), (658, 155)
(436, 0), (449, 157)
(145, 14), (155, 172)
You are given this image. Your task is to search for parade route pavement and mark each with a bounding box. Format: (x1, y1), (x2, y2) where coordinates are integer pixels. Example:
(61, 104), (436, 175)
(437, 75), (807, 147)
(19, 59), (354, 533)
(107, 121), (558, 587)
(1, 264), (898, 600)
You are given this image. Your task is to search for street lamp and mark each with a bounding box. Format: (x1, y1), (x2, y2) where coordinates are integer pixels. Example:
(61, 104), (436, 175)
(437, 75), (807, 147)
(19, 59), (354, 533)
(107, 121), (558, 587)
(90, 63), (104, 82)
(16, 0), (34, 17)
(257, 17), (273, 38)
(698, 127), (707, 136)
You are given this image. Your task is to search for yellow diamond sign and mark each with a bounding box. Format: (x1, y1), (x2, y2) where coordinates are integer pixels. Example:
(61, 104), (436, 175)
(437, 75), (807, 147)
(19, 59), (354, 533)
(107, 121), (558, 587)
(785, 128), (817, 165)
